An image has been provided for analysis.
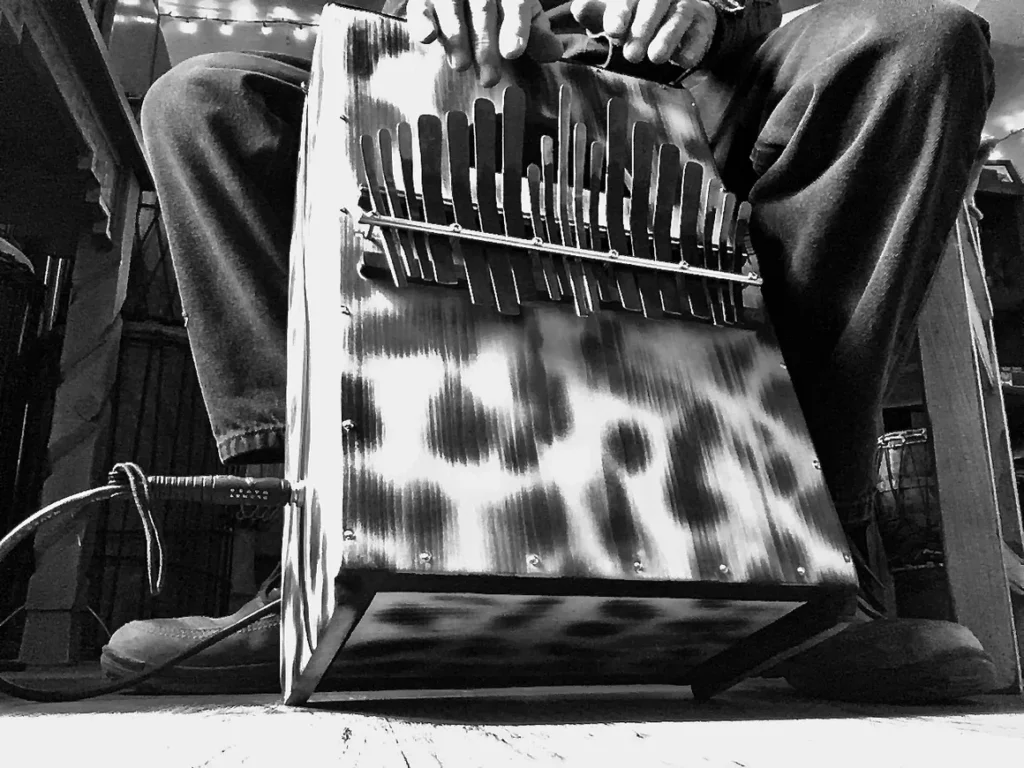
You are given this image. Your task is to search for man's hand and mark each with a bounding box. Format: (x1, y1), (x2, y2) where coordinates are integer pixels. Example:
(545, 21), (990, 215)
(407, 0), (564, 87)
(569, 0), (717, 68)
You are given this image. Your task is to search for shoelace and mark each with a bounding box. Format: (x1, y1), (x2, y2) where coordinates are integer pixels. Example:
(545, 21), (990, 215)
(110, 462), (165, 596)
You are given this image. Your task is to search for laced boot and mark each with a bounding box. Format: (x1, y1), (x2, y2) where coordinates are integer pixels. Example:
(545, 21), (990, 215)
(100, 567), (281, 694)
(770, 501), (999, 703)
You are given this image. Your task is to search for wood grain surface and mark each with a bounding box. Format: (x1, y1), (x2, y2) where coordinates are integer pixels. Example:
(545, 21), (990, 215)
(282, 5), (858, 704)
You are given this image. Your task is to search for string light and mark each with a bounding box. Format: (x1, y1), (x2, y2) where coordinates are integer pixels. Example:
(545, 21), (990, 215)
(157, 12), (319, 38)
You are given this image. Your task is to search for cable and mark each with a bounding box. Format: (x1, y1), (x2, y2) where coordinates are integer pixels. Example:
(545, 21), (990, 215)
(0, 463), (292, 702)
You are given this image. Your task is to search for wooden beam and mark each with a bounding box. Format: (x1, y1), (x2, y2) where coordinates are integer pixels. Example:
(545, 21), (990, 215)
(918, 218), (1022, 692)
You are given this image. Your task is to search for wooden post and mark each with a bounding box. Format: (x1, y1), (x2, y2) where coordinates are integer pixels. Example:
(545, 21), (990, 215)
(18, 176), (138, 665)
(918, 211), (1023, 692)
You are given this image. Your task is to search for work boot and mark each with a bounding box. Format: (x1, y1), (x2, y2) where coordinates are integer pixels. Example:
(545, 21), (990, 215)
(774, 618), (999, 703)
(100, 569), (281, 694)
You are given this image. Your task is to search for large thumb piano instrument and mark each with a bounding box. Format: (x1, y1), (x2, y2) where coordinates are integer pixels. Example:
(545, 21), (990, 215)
(281, 2), (859, 705)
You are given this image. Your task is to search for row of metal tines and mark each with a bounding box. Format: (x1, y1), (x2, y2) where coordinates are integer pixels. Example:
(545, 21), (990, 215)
(359, 84), (753, 324)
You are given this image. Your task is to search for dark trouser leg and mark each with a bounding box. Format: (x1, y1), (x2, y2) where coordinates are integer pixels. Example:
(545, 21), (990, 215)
(141, 52), (310, 465)
(686, 0), (994, 522)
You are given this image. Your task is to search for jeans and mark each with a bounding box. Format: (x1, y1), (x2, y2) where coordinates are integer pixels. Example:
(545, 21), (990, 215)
(140, 0), (994, 525)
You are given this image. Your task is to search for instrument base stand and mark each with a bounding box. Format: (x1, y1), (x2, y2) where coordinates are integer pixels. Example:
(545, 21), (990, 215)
(283, 570), (857, 706)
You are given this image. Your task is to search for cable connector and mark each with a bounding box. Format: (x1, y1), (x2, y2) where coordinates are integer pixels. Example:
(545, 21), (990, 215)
(108, 472), (294, 507)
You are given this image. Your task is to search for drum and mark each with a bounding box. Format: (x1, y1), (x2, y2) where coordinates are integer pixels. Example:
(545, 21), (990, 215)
(874, 429), (952, 620)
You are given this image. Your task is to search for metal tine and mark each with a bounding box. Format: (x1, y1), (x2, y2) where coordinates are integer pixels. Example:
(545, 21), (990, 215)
(718, 191), (738, 324)
(397, 122), (441, 281)
(679, 161), (711, 320)
(605, 97), (642, 312)
(702, 178), (725, 325)
(359, 133), (408, 288)
(652, 143), (682, 315)
(474, 98), (521, 315)
(447, 110), (499, 308)
(572, 122), (600, 312)
(500, 86), (539, 302)
(377, 129), (421, 280)
(629, 121), (662, 319)
(589, 139), (617, 304)
(419, 115), (470, 295)
(527, 163), (561, 300)
(556, 87), (592, 315)
(542, 134), (586, 315)
(732, 200), (753, 322)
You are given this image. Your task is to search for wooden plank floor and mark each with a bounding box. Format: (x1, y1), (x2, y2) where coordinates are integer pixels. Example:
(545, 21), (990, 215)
(3, 669), (1024, 766)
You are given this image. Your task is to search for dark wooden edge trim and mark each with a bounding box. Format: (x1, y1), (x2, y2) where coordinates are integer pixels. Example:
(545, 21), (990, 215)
(687, 592), (858, 701)
(334, 569), (858, 605)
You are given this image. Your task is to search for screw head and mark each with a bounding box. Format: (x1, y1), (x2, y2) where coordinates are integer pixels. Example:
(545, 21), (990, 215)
(796, 566), (807, 576)
(341, 419), (356, 433)
(632, 559), (644, 573)
(340, 305), (352, 316)
(527, 554), (541, 567)
(718, 564), (729, 574)
(418, 551), (433, 564)
(812, 459), (821, 469)
(342, 529), (356, 541)
(843, 553), (852, 563)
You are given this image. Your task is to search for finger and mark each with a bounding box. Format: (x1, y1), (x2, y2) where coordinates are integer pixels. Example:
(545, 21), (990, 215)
(569, 0), (606, 35)
(603, 0), (640, 42)
(433, 0), (472, 70)
(646, 1), (696, 64)
(523, 6), (565, 62)
(624, 0), (673, 62)
(468, 0), (501, 86)
(498, 0), (532, 58)
(408, 0), (440, 43)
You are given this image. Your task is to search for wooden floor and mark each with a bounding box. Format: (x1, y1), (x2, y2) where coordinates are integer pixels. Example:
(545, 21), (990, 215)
(3, 669), (1024, 766)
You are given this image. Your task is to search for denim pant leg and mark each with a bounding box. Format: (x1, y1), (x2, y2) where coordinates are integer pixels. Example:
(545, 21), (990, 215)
(141, 52), (310, 465)
(685, 0), (995, 523)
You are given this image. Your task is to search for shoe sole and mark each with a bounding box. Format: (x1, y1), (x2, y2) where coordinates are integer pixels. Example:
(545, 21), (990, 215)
(783, 647), (999, 703)
(100, 648), (281, 695)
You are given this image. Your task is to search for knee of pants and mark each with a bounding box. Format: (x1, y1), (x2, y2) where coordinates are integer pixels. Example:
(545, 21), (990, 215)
(140, 53), (245, 150)
(878, 0), (993, 92)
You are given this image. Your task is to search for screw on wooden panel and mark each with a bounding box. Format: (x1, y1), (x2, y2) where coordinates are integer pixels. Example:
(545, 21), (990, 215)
(843, 553), (852, 563)
(633, 559), (644, 574)
(527, 554), (541, 567)
(340, 305), (352, 316)
(718, 564), (729, 575)
(812, 459), (821, 469)
(341, 419), (356, 433)
(419, 552), (433, 564)
(780, 363), (787, 370)
(342, 529), (356, 541)
(796, 566), (807, 577)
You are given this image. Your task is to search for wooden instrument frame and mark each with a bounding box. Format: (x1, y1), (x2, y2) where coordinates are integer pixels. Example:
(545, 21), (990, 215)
(281, 4), (859, 706)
